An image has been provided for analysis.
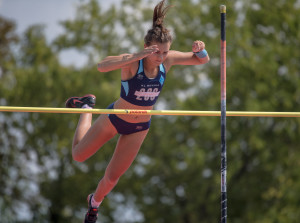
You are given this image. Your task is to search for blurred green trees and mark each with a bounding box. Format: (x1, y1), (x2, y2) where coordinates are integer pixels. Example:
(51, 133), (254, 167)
(1, 0), (300, 222)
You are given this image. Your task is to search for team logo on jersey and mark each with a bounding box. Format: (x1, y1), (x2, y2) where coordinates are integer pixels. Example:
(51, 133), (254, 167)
(137, 74), (144, 80)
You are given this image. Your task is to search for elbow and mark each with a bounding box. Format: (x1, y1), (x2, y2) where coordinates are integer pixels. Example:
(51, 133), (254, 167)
(97, 63), (106, 72)
(194, 53), (210, 65)
(98, 62), (114, 73)
(200, 55), (210, 64)
(205, 55), (210, 63)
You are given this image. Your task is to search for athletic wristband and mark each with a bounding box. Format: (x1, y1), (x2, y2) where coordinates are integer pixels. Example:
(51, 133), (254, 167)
(194, 49), (208, 58)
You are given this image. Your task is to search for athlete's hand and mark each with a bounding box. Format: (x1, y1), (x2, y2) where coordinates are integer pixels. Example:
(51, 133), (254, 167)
(192, 40), (205, 53)
(138, 45), (159, 58)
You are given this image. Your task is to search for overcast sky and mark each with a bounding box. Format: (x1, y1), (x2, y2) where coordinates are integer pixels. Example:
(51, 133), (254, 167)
(0, 0), (121, 67)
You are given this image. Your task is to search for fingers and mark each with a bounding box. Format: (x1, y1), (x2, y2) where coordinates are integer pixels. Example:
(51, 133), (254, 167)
(145, 45), (159, 54)
(192, 40), (205, 52)
(137, 45), (159, 60)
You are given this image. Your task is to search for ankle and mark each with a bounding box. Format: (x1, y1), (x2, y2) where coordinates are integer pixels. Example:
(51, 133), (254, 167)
(91, 195), (102, 208)
(82, 104), (93, 109)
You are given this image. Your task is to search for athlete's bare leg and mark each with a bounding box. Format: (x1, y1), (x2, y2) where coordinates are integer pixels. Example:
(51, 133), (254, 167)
(93, 129), (149, 202)
(72, 114), (118, 162)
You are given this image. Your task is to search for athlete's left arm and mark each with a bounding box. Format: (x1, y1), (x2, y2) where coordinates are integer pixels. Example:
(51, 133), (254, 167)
(164, 40), (209, 68)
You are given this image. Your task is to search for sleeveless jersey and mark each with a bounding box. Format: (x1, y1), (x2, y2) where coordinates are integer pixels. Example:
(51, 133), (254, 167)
(120, 59), (166, 106)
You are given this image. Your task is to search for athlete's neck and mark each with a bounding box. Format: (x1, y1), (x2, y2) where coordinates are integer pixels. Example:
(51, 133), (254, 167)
(143, 59), (159, 79)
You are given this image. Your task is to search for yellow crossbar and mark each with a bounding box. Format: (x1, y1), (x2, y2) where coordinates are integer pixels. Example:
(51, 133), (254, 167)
(0, 106), (300, 117)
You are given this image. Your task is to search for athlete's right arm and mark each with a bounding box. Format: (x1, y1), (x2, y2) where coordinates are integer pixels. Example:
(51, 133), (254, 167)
(97, 45), (159, 72)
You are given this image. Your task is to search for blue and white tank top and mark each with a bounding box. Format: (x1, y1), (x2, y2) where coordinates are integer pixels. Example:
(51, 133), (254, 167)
(120, 59), (166, 106)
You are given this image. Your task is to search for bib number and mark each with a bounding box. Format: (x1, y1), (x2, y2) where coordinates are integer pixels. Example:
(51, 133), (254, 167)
(136, 88), (159, 101)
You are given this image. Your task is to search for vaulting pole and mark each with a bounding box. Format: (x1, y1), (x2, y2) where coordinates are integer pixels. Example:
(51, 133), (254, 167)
(220, 4), (227, 223)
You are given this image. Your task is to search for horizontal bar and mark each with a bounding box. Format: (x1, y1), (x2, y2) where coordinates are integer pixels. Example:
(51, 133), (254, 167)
(0, 106), (300, 117)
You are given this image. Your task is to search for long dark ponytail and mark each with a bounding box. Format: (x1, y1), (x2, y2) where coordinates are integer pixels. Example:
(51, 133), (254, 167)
(144, 0), (173, 46)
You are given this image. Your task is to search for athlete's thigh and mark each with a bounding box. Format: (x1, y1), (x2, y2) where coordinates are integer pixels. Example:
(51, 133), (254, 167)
(105, 129), (149, 178)
(74, 114), (118, 160)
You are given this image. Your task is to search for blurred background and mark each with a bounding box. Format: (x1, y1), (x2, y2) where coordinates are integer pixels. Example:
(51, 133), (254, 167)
(1, 0), (300, 222)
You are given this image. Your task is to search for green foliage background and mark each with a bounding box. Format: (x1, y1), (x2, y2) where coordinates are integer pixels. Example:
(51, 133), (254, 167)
(1, 0), (300, 222)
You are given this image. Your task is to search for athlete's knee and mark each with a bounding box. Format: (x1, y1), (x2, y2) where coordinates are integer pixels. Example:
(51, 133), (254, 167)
(72, 146), (87, 162)
(72, 153), (86, 163)
(72, 154), (84, 162)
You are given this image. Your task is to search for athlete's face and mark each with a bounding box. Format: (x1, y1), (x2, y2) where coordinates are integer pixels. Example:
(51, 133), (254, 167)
(145, 41), (171, 64)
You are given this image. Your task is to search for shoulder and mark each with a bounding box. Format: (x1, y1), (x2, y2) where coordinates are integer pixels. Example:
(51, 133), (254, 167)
(121, 59), (140, 81)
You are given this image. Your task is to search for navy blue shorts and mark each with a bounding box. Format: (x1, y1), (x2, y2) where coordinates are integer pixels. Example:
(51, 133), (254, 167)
(107, 103), (151, 135)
